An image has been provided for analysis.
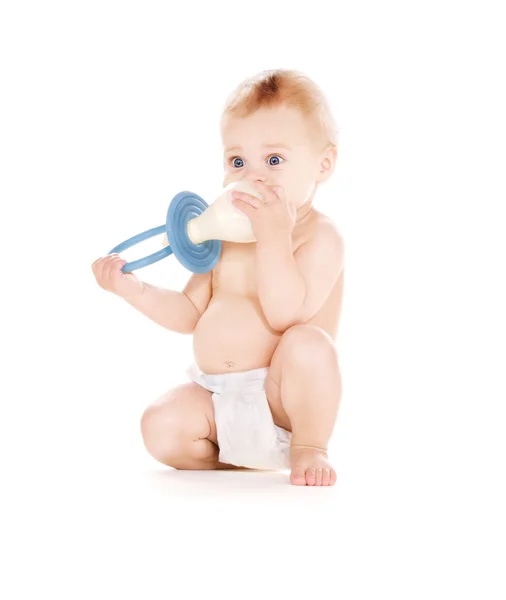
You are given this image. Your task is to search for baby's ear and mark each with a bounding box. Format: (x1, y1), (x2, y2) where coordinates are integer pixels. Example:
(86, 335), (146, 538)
(317, 145), (337, 183)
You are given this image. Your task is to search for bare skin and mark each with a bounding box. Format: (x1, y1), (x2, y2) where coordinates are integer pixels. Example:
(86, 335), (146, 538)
(190, 211), (344, 485)
(140, 223), (344, 485)
(93, 104), (345, 486)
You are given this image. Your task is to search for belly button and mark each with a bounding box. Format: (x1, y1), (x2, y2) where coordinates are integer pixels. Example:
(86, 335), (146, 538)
(224, 361), (235, 369)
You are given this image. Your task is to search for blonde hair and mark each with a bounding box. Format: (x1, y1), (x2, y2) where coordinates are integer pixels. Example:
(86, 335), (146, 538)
(220, 69), (339, 149)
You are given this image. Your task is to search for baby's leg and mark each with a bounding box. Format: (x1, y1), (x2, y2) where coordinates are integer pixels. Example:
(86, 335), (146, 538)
(265, 324), (342, 486)
(140, 382), (236, 470)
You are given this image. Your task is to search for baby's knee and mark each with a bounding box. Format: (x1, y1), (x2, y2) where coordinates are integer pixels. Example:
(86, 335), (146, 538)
(140, 400), (215, 468)
(283, 324), (338, 368)
(140, 403), (188, 466)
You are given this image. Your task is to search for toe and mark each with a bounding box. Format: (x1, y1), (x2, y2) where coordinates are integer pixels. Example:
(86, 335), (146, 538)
(329, 469), (337, 486)
(290, 466), (307, 486)
(306, 468), (316, 486)
(315, 468), (323, 486)
(322, 468), (330, 486)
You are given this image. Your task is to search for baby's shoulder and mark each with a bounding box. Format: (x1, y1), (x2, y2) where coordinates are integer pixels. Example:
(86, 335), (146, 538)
(301, 208), (343, 243)
(293, 209), (345, 267)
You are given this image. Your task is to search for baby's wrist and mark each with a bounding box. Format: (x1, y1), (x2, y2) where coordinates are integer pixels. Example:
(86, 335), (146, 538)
(256, 232), (292, 249)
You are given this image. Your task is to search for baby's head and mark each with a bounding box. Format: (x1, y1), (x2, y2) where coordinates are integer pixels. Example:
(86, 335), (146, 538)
(220, 69), (338, 210)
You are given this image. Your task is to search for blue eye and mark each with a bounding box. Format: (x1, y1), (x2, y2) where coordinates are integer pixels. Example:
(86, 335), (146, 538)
(268, 155), (283, 166)
(230, 155), (283, 168)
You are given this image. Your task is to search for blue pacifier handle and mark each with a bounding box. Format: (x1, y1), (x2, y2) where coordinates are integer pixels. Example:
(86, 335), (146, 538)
(107, 191), (221, 274)
(108, 225), (172, 272)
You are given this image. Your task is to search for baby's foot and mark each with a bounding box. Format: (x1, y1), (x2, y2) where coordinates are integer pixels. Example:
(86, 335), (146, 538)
(289, 444), (337, 486)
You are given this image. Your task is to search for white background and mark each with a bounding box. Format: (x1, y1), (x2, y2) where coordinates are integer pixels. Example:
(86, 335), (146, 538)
(1, 1), (505, 598)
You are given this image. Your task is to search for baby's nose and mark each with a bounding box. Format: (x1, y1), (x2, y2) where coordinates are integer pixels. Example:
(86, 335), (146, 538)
(243, 171), (267, 183)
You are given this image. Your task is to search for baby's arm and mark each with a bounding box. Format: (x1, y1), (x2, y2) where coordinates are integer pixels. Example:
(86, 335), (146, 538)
(92, 253), (212, 334)
(124, 271), (212, 334)
(256, 221), (344, 332)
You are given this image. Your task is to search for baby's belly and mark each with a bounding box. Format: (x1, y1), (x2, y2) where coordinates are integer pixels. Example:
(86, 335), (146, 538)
(192, 294), (282, 374)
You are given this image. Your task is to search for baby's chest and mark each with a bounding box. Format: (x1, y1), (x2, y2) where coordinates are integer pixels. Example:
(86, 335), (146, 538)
(212, 242), (258, 295)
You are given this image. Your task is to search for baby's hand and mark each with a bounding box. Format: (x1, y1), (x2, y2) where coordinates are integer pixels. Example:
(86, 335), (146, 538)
(91, 254), (143, 299)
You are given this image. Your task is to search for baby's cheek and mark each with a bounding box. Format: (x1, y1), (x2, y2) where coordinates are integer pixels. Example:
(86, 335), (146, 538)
(223, 174), (237, 187)
(287, 183), (304, 206)
(290, 182), (312, 207)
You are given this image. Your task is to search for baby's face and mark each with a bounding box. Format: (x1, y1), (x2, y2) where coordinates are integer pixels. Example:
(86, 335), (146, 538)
(221, 105), (328, 209)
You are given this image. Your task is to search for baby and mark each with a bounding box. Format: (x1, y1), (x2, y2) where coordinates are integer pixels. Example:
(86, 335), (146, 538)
(92, 69), (345, 486)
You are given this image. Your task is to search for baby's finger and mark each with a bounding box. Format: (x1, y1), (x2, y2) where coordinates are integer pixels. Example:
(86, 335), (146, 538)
(91, 256), (107, 274)
(100, 256), (112, 281)
(93, 256), (109, 280)
(94, 253), (115, 274)
(100, 255), (118, 280)
(253, 181), (277, 204)
(231, 191), (260, 208)
(231, 197), (256, 218)
(107, 256), (126, 279)
(271, 185), (287, 203)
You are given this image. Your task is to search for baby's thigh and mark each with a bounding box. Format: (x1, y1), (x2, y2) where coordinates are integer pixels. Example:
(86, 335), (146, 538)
(141, 382), (218, 445)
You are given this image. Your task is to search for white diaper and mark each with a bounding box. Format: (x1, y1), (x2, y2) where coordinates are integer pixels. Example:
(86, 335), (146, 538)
(186, 363), (291, 470)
